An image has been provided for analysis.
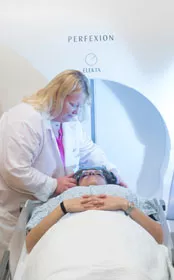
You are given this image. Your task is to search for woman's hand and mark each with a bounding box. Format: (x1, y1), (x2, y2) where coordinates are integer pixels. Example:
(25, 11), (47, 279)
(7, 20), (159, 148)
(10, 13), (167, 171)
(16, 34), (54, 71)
(110, 168), (128, 188)
(119, 180), (128, 188)
(55, 174), (77, 194)
(64, 195), (104, 213)
(95, 195), (129, 211)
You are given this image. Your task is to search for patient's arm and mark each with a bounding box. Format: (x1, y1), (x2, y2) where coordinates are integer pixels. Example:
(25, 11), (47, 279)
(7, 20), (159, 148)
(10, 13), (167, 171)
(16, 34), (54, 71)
(125, 204), (163, 244)
(96, 195), (163, 244)
(26, 204), (64, 253)
(26, 196), (104, 253)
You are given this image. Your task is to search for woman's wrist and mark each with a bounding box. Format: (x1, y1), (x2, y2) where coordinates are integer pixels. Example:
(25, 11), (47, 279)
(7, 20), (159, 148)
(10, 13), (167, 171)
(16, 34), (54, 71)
(63, 200), (70, 213)
(60, 201), (68, 215)
(120, 199), (129, 211)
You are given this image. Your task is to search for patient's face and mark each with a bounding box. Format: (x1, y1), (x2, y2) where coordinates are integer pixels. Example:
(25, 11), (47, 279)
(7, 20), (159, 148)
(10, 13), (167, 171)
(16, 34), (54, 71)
(78, 169), (107, 186)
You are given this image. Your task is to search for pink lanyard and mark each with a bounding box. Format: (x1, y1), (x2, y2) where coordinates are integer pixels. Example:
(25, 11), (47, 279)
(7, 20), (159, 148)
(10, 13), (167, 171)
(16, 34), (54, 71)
(56, 124), (65, 166)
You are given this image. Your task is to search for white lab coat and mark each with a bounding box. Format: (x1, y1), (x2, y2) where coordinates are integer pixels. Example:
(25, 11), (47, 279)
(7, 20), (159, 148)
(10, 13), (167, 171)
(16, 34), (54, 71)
(0, 103), (116, 260)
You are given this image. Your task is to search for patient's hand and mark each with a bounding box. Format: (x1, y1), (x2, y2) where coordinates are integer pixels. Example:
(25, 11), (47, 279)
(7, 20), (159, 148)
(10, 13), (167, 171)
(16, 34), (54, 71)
(95, 195), (128, 211)
(64, 195), (104, 213)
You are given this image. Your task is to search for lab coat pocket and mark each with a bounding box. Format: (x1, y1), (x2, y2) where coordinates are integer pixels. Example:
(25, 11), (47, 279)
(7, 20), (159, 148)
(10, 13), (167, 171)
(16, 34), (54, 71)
(0, 207), (18, 254)
(0, 207), (18, 228)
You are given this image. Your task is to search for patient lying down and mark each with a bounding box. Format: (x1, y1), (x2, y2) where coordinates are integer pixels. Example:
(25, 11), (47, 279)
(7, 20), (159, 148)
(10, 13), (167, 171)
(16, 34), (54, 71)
(23, 167), (173, 280)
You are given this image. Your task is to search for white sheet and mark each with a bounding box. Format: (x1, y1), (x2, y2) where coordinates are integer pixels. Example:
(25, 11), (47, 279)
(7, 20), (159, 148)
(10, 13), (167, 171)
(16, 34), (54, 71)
(22, 210), (174, 280)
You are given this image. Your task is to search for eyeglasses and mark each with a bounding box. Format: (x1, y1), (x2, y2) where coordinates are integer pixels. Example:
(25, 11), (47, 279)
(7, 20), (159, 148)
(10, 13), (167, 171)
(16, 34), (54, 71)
(70, 102), (83, 110)
(79, 170), (105, 179)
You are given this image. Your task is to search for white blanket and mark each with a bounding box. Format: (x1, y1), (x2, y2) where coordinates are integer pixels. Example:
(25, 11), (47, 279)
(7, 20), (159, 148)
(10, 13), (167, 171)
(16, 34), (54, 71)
(22, 210), (174, 280)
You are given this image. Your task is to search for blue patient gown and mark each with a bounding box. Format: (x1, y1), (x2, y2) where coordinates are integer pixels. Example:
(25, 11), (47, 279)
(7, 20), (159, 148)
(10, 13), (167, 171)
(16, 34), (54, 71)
(26, 184), (160, 232)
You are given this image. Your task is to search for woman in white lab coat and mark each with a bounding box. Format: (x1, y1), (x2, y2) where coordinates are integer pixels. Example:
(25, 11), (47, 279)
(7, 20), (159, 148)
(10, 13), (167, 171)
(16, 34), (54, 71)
(0, 69), (123, 260)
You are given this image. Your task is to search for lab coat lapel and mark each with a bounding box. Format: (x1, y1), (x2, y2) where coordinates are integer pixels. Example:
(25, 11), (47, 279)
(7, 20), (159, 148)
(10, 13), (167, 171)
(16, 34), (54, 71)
(43, 119), (65, 176)
(62, 122), (79, 174)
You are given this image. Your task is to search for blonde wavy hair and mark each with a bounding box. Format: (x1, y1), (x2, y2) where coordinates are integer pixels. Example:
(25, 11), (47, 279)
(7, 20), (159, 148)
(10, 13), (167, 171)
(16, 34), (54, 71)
(23, 70), (90, 119)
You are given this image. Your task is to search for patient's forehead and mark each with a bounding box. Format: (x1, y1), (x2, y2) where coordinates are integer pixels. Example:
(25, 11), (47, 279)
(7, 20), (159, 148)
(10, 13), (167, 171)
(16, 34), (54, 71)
(83, 169), (101, 172)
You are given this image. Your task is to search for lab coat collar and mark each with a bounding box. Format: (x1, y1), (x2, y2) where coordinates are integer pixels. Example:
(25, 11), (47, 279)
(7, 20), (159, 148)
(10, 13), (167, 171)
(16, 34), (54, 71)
(40, 112), (60, 131)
